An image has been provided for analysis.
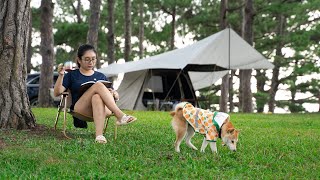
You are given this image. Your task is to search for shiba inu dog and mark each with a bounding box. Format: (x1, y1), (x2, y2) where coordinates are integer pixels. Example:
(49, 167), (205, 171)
(170, 102), (240, 153)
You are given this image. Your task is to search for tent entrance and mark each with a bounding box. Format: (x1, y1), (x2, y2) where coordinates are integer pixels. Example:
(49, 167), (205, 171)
(141, 69), (197, 110)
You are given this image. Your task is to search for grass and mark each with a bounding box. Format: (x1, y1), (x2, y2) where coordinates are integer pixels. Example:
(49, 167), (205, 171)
(1, 109), (319, 179)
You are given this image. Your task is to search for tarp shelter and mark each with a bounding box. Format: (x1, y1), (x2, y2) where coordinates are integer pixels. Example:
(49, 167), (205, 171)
(99, 28), (274, 110)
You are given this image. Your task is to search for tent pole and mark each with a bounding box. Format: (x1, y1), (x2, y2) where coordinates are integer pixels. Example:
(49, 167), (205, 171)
(182, 71), (199, 107)
(177, 75), (185, 99)
(162, 70), (182, 104)
(149, 69), (159, 110)
(228, 27), (231, 112)
(228, 28), (231, 70)
(133, 70), (149, 110)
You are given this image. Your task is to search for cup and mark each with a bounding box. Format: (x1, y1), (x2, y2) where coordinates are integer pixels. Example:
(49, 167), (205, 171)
(64, 61), (73, 72)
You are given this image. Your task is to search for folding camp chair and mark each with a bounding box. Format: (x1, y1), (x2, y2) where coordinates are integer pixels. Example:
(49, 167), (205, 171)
(54, 91), (117, 140)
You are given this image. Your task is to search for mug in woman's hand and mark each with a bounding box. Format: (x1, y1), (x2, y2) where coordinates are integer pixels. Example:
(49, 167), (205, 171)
(64, 61), (73, 72)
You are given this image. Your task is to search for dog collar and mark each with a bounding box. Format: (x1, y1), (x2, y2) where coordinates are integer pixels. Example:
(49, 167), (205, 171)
(218, 123), (226, 138)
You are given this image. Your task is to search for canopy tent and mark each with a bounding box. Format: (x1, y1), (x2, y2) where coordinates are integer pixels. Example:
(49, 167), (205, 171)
(99, 28), (274, 110)
(113, 69), (199, 110)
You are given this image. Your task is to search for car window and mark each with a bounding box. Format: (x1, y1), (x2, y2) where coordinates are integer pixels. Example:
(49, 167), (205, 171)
(28, 77), (40, 84)
(28, 74), (58, 85)
(27, 74), (39, 82)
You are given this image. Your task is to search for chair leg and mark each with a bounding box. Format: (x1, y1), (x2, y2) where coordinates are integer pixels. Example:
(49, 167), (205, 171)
(54, 96), (65, 130)
(54, 111), (61, 130)
(103, 117), (109, 134)
(62, 96), (71, 139)
(103, 116), (117, 140)
(114, 124), (117, 140)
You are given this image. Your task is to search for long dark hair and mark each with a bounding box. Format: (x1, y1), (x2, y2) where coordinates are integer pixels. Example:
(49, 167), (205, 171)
(76, 44), (97, 68)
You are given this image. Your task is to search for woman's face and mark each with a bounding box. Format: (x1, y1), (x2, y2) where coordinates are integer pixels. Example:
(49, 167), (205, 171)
(78, 50), (96, 70)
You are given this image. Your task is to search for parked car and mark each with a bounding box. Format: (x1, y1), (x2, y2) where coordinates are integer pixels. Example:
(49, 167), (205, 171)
(27, 72), (60, 106)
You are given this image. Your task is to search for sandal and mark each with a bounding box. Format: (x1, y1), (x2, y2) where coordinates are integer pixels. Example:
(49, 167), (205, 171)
(116, 115), (137, 126)
(95, 135), (107, 144)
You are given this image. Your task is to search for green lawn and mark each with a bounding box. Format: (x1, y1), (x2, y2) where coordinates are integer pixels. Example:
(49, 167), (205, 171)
(1, 108), (319, 179)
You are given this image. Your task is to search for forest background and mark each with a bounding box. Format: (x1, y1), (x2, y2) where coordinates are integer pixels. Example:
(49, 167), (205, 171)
(28, 0), (320, 113)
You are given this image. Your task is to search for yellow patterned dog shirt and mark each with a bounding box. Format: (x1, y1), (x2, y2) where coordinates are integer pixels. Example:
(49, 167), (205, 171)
(182, 103), (228, 141)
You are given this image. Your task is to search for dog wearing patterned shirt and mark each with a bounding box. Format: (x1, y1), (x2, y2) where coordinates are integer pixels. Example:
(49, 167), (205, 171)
(170, 102), (240, 153)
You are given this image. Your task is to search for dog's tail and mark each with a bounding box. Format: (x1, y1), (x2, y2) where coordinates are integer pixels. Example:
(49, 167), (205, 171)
(170, 102), (187, 117)
(170, 103), (187, 132)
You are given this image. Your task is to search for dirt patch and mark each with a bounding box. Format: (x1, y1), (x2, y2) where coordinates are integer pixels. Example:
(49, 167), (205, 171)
(27, 124), (66, 140)
(29, 124), (51, 135)
(0, 124), (69, 149)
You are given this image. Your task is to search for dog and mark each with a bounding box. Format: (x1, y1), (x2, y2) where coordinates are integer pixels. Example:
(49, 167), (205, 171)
(170, 102), (240, 153)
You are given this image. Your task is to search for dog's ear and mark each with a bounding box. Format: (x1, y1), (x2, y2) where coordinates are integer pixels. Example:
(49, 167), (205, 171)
(169, 111), (176, 116)
(227, 128), (235, 134)
(225, 116), (231, 122)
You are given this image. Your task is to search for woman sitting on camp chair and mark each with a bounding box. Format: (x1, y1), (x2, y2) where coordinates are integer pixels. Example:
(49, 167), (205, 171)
(53, 44), (137, 144)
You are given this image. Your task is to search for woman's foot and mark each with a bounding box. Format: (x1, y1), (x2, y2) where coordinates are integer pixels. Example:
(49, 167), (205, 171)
(95, 135), (107, 144)
(116, 115), (137, 126)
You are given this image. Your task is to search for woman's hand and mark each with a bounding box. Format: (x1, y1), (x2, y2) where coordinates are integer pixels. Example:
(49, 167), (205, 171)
(57, 63), (65, 76)
(108, 88), (119, 101)
(53, 63), (67, 97)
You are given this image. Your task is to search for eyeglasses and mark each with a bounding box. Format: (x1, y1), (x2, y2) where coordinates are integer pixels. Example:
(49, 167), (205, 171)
(82, 57), (97, 63)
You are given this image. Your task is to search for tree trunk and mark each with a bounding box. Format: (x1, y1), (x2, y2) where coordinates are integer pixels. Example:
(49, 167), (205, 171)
(219, 0), (228, 29)
(0, 0), (36, 129)
(38, 0), (54, 107)
(256, 70), (267, 112)
(268, 15), (285, 113)
(124, 0), (132, 62)
(219, 0), (229, 112)
(240, 0), (253, 113)
(240, 70), (253, 112)
(71, 0), (82, 23)
(138, 0), (144, 59)
(27, 12), (32, 74)
(87, 0), (102, 68)
(220, 75), (229, 112)
(318, 92), (320, 112)
(107, 0), (115, 65)
(170, 6), (176, 50)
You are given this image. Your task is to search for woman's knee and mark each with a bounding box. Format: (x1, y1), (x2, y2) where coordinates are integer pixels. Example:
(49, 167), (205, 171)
(92, 82), (109, 92)
(92, 94), (103, 104)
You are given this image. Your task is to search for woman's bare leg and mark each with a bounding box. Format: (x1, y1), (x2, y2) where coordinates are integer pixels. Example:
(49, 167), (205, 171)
(74, 82), (128, 122)
(91, 94), (112, 136)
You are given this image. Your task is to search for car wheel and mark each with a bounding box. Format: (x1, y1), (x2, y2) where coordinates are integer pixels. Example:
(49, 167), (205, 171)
(30, 98), (39, 107)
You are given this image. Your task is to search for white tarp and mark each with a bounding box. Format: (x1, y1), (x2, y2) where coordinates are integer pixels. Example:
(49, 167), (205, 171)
(188, 71), (229, 90)
(99, 28), (274, 78)
(98, 28), (274, 110)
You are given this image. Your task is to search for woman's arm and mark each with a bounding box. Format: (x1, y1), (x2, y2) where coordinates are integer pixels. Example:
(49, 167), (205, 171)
(53, 64), (66, 97)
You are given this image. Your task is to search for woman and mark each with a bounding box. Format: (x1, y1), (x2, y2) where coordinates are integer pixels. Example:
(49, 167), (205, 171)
(54, 44), (137, 143)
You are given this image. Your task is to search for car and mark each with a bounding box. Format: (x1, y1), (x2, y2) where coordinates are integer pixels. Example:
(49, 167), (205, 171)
(27, 72), (60, 106)
(26, 73), (39, 82)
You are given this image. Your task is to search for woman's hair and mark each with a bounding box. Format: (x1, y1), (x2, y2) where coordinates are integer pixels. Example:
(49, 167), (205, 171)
(76, 44), (97, 68)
